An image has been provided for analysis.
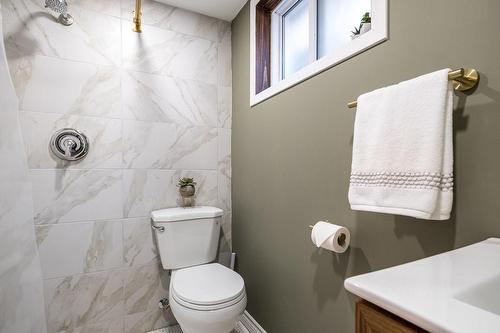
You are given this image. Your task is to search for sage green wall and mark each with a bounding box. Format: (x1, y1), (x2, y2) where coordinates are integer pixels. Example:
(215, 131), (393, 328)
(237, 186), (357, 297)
(231, 1), (500, 332)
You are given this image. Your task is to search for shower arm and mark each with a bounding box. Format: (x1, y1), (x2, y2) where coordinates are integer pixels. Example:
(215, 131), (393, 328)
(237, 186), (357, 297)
(133, 0), (142, 33)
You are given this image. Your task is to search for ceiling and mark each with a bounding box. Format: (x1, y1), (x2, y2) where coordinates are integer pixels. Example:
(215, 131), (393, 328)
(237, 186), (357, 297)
(156, 0), (247, 21)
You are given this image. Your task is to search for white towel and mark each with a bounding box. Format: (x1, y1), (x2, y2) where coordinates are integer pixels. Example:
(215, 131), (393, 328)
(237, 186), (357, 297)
(348, 69), (454, 220)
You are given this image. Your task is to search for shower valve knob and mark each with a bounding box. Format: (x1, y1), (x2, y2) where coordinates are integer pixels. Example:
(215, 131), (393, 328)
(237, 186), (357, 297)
(50, 128), (89, 161)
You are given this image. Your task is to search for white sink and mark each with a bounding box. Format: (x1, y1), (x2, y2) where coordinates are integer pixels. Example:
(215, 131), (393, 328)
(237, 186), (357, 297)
(344, 238), (500, 333)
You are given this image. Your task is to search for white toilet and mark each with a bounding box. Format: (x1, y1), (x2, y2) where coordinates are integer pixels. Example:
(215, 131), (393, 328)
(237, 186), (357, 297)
(151, 206), (246, 333)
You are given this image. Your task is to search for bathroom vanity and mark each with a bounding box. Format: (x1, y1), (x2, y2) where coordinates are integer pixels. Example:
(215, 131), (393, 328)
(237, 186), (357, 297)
(356, 300), (427, 333)
(345, 238), (500, 333)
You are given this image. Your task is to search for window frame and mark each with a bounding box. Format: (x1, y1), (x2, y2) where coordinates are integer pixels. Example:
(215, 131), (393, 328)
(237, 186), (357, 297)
(272, 0), (317, 81)
(250, 0), (388, 106)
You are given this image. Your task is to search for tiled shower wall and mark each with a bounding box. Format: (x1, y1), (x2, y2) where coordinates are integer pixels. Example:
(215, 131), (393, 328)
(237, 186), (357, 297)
(1, 0), (232, 332)
(0, 5), (47, 332)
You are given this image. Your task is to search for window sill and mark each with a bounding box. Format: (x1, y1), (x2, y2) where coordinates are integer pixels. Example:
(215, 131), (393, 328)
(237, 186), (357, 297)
(251, 29), (387, 106)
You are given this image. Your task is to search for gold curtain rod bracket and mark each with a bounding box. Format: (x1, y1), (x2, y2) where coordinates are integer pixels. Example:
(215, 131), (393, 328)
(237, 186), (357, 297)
(347, 68), (479, 108)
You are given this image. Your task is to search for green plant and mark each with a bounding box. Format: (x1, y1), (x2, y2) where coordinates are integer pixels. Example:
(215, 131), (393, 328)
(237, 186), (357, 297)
(352, 12), (371, 36)
(351, 25), (362, 36)
(177, 177), (197, 187)
(361, 12), (371, 24)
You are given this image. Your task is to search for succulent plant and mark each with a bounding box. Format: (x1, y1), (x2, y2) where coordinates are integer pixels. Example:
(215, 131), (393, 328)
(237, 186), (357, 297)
(352, 12), (371, 36)
(177, 177), (197, 187)
(351, 25), (362, 36)
(361, 12), (371, 24)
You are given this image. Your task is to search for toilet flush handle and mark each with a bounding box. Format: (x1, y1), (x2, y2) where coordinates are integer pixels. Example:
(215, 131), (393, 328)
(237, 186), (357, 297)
(151, 225), (165, 232)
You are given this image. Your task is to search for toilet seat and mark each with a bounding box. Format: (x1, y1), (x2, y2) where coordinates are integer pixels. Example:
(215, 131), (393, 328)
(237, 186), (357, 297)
(171, 263), (245, 311)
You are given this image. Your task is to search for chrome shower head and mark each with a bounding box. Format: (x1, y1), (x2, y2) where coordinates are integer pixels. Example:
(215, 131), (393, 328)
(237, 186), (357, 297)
(44, 0), (73, 26)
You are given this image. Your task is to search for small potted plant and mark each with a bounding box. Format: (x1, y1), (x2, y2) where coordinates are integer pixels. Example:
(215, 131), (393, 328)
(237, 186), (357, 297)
(178, 177), (196, 206)
(351, 25), (362, 39)
(360, 12), (371, 34)
(351, 12), (371, 39)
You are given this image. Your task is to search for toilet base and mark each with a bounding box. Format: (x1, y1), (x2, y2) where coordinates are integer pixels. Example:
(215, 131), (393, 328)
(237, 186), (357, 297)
(169, 293), (247, 333)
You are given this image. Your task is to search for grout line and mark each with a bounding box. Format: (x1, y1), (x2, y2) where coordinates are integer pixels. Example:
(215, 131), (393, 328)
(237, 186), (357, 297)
(29, 168), (219, 171)
(19, 108), (221, 129)
(42, 260), (160, 282)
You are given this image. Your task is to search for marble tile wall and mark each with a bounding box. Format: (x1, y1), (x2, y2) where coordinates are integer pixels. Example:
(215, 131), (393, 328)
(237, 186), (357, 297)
(0, 4), (47, 332)
(1, 0), (232, 332)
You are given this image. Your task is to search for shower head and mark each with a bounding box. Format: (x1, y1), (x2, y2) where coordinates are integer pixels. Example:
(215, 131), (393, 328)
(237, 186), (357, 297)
(44, 0), (73, 26)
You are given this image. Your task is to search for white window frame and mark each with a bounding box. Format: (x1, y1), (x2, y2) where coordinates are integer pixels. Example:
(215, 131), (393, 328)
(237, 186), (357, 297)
(250, 0), (388, 106)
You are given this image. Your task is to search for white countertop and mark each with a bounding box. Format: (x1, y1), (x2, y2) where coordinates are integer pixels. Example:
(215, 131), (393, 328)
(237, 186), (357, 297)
(344, 238), (500, 333)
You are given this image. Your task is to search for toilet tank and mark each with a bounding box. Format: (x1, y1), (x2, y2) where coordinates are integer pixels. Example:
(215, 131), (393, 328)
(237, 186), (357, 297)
(151, 206), (223, 270)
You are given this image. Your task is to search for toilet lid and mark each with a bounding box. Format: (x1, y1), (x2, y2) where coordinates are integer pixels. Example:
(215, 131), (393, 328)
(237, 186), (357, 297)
(172, 263), (245, 306)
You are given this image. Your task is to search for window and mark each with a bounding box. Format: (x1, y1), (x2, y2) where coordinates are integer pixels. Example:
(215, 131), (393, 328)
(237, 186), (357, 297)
(250, 0), (388, 106)
(317, 0), (372, 58)
(280, 0), (310, 79)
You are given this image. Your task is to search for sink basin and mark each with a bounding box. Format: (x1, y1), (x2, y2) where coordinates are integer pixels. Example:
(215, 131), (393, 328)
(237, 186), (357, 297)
(455, 274), (500, 316)
(345, 238), (500, 333)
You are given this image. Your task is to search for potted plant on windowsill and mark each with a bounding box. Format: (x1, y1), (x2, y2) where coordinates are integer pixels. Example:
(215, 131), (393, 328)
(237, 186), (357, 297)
(360, 12), (371, 34)
(178, 177), (197, 206)
(351, 12), (371, 39)
(351, 25), (362, 39)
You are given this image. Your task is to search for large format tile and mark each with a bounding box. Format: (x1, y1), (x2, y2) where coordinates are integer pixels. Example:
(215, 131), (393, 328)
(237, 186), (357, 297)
(218, 86), (232, 129)
(123, 120), (218, 170)
(2, 0), (121, 66)
(72, 0), (121, 17)
(121, 0), (219, 42)
(122, 22), (217, 84)
(20, 112), (122, 169)
(218, 211), (233, 268)
(124, 309), (175, 333)
(44, 270), (125, 333)
(0, 82), (47, 333)
(122, 70), (217, 126)
(218, 128), (231, 212)
(59, 318), (124, 333)
(122, 169), (176, 218)
(123, 218), (159, 267)
(217, 22), (232, 88)
(31, 169), (123, 224)
(36, 220), (123, 279)
(124, 263), (169, 315)
(123, 169), (218, 218)
(11, 56), (121, 118)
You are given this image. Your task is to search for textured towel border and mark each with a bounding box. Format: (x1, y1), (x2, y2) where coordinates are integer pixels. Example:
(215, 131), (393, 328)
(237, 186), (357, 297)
(350, 172), (453, 192)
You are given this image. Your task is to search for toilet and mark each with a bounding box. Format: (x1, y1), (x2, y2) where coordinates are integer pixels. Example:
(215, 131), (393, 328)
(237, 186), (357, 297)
(151, 206), (246, 333)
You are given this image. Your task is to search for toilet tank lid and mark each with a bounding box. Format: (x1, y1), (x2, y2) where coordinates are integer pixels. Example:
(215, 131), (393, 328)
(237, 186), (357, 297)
(151, 206), (223, 222)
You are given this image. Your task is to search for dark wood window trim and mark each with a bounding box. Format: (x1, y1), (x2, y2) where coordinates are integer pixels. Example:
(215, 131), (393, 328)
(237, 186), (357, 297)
(255, 0), (282, 93)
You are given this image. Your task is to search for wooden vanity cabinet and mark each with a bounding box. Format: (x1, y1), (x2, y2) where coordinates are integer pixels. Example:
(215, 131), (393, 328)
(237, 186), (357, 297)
(356, 300), (429, 333)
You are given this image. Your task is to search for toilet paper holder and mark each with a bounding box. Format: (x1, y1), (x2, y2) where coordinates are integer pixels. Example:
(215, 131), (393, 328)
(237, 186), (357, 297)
(308, 219), (329, 229)
(309, 221), (348, 248)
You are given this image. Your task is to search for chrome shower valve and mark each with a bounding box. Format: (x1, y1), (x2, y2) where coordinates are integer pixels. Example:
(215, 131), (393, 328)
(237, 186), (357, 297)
(49, 128), (89, 161)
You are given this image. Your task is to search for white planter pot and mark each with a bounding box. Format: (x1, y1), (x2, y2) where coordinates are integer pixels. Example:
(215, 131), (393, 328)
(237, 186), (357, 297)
(360, 22), (371, 34)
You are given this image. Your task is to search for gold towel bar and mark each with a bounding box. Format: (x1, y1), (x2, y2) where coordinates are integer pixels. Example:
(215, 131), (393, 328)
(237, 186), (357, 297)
(347, 68), (479, 109)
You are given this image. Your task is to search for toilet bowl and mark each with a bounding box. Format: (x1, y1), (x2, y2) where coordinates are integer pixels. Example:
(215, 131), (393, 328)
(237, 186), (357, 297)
(151, 206), (246, 333)
(169, 263), (247, 333)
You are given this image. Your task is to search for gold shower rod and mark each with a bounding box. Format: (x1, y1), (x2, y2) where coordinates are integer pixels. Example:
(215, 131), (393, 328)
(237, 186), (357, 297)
(347, 68), (479, 109)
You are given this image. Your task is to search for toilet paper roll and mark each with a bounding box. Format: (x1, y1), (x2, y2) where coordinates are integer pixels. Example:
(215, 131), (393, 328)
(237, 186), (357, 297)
(311, 221), (350, 253)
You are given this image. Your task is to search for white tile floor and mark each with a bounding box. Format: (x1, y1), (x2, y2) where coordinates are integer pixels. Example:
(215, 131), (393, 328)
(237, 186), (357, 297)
(148, 312), (262, 333)
(149, 322), (249, 333)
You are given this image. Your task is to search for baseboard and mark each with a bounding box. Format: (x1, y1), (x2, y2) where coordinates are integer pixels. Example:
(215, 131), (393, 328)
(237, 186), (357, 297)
(147, 310), (266, 333)
(240, 311), (267, 333)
